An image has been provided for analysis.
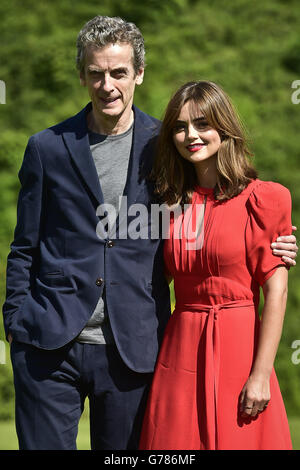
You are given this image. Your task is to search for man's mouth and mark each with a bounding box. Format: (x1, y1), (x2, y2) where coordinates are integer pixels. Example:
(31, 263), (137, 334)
(100, 96), (120, 104)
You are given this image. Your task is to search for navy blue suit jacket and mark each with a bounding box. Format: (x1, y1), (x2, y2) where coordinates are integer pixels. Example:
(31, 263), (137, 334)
(3, 103), (171, 373)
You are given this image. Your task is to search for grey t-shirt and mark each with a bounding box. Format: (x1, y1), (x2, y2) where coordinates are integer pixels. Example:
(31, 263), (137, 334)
(76, 124), (133, 344)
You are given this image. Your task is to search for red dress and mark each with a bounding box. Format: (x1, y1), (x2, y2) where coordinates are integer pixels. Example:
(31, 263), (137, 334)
(140, 179), (293, 450)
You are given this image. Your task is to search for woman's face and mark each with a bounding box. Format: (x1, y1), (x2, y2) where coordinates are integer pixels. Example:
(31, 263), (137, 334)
(172, 101), (221, 165)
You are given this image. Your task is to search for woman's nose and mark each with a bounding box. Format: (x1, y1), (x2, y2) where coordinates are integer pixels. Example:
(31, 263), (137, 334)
(187, 124), (199, 140)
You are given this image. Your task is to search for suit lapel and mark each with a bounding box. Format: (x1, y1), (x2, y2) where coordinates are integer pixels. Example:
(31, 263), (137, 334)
(123, 105), (158, 208)
(62, 103), (104, 206)
(62, 104), (159, 221)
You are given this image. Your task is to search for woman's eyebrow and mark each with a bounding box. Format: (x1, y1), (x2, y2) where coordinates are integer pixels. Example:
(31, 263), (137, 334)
(174, 115), (207, 125)
(193, 116), (206, 121)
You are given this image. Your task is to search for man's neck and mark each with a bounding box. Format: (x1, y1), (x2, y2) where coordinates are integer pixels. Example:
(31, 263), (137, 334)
(87, 108), (134, 136)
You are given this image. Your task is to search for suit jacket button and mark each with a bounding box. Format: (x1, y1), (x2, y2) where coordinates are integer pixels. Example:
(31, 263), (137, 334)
(107, 240), (114, 248)
(95, 278), (104, 287)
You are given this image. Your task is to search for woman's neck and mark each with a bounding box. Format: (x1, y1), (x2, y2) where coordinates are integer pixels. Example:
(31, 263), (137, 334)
(194, 157), (218, 188)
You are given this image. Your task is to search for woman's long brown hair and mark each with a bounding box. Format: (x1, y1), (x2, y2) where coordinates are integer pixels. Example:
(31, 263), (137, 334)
(152, 81), (257, 205)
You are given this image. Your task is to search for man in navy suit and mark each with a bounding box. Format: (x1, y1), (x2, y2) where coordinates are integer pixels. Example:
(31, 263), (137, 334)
(2, 16), (297, 450)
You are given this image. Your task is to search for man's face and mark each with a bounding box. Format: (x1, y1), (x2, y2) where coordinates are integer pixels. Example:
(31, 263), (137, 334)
(80, 43), (144, 129)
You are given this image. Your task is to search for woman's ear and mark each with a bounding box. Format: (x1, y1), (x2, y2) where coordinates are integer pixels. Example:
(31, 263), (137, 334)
(220, 131), (226, 141)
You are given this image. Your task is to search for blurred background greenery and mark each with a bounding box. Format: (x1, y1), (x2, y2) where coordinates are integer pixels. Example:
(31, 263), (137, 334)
(0, 0), (300, 449)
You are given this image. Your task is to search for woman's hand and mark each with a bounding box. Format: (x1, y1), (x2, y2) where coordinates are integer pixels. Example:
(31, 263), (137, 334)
(239, 374), (270, 418)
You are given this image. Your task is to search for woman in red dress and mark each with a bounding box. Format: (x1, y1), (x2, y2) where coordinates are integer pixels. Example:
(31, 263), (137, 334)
(139, 81), (293, 450)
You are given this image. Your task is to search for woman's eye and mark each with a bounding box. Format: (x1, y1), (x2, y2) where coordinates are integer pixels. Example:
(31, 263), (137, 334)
(173, 124), (185, 133)
(195, 121), (209, 130)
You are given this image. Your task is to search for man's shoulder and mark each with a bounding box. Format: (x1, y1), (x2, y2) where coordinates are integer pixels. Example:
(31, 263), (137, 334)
(30, 105), (88, 143)
(133, 105), (161, 133)
(30, 104), (161, 144)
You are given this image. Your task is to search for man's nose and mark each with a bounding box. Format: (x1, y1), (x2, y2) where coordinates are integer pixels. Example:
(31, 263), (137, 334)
(102, 74), (114, 92)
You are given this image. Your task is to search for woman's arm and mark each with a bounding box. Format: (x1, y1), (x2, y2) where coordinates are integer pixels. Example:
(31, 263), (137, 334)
(239, 266), (288, 417)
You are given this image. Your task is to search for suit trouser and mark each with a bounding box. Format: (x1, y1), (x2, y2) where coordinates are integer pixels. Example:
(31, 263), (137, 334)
(10, 340), (152, 450)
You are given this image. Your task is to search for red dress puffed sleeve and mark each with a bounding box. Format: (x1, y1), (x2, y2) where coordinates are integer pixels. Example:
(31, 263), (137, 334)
(245, 181), (292, 286)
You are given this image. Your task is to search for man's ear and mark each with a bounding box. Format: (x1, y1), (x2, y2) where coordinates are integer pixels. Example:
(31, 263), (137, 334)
(80, 73), (86, 87)
(135, 68), (144, 86)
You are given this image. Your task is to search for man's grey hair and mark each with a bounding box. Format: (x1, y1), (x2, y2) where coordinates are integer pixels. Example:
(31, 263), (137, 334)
(76, 16), (145, 75)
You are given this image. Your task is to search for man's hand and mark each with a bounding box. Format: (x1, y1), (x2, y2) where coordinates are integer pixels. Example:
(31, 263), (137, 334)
(271, 226), (298, 266)
(8, 333), (13, 344)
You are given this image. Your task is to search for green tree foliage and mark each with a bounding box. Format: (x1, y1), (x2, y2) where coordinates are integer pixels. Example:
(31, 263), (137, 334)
(1, 0), (300, 419)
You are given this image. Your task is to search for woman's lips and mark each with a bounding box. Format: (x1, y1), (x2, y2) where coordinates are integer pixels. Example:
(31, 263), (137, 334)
(187, 144), (206, 152)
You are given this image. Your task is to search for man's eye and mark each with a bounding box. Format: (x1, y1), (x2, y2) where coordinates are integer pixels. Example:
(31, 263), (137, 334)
(89, 71), (101, 77)
(113, 71), (127, 79)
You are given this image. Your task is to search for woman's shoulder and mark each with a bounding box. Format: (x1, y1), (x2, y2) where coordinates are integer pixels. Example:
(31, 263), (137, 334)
(245, 179), (291, 211)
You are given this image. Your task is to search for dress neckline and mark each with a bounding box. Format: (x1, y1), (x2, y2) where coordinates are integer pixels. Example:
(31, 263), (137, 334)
(194, 185), (215, 196)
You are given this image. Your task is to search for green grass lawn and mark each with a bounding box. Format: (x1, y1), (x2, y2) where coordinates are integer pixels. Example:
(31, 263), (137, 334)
(0, 413), (91, 450)
(0, 414), (300, 450)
